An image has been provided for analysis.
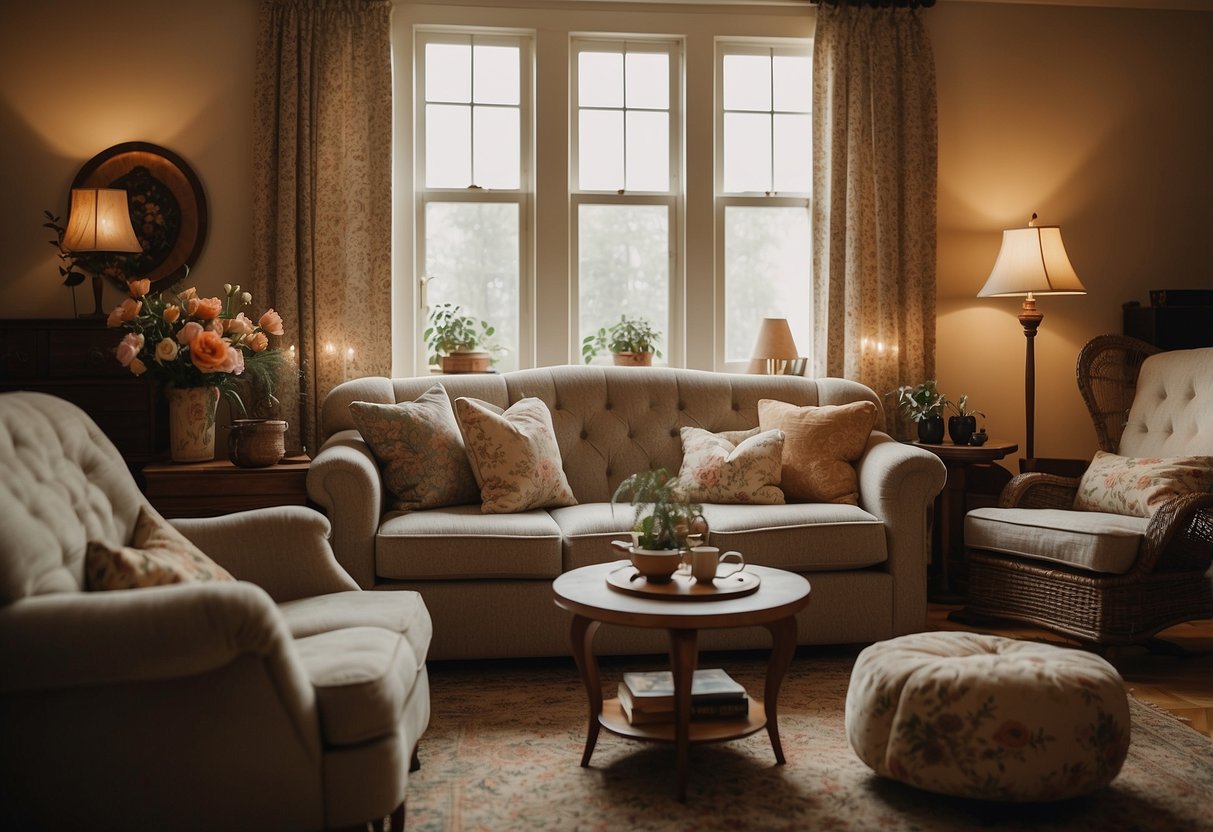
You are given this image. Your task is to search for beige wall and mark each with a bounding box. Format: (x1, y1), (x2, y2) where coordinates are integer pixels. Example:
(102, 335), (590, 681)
(1, 0), (1209, 468)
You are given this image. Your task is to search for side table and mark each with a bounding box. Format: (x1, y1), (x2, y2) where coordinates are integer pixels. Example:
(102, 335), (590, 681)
(912, 441), (1017, 602)
(141, 455), (312, 518)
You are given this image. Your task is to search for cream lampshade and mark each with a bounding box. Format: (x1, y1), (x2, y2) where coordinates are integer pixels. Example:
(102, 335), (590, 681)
(62, 188), (142, 318)
(978, 213), (1086, 462)
(751, 318), (801, 375)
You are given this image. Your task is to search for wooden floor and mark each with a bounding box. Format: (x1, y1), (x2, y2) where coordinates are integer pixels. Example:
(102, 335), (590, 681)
(928, 604), (1213, 739)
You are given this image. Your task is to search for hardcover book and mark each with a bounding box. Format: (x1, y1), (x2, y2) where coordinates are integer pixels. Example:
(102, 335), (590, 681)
(619, 668), (746, 710)
(617, 685), (750, 725)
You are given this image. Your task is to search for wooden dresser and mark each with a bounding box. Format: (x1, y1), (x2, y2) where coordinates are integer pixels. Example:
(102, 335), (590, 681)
(0, 318), (167, 464)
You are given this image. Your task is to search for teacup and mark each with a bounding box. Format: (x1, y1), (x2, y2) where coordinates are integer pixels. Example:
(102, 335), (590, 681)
(690, 546), (745, 584)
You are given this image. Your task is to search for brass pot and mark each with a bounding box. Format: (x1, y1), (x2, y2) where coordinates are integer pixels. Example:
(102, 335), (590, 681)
(228, 419), (288, 468)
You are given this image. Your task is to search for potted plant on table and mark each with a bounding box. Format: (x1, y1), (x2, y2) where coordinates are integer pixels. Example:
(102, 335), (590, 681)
(425, 303), (505, 374)
(610, 468), (707, 582)
(892, 380), (950, 444)
(946, 394), (986, 446)
(582, 315), (663, 366)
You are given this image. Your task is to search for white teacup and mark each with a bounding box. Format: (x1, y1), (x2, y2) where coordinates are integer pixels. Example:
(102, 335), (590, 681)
(690, 546), (745, 584)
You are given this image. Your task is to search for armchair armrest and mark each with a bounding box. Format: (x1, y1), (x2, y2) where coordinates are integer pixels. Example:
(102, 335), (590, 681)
(307, 429), (384, 588)
(1138, 492), (1213, 575)
(172, 505), (358, 602)
(1000, 472), (1080, 509)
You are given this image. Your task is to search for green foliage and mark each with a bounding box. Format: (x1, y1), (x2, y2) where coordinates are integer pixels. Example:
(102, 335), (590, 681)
(611, 468), (703, 551)
(581, 315), (664, 363)
(893, 381), (984, 422)
(949, 394), (985, 419)
(424, 303), (504, 366)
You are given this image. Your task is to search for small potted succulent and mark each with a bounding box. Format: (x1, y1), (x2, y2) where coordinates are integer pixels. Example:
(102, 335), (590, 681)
(610, 468), (707, 582)
(581, 315), (663, 366)
(892, 381), (950, 444)
(424, 303), (504, 373)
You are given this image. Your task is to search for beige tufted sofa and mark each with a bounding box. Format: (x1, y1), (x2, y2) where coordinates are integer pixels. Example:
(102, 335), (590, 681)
(0, 392), (431, 831)
(310, 366), (947, 660)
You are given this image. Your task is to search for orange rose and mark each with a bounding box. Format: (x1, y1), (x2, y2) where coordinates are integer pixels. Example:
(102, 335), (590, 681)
(259, 309), (284, 336)
(127, 278), (150, 298)
(179, 286), (198, 300)
(129, 357), (147, 376)
(189, 330), (234, 373)
(163, 304), (181, 324)
(194, 297), (223, 320)
(106, 298), (142, 328)
(247, 331), (269, 353)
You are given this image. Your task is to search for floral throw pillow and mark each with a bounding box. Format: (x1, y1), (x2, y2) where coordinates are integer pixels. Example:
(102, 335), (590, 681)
(676, 426), (785, 504)
(349, 385), (480, 511)
(758, 399), (878, 505)
(1073, 450), (1213, 517)
(454, 396), (578, 514)
(86, 506), (236, 590)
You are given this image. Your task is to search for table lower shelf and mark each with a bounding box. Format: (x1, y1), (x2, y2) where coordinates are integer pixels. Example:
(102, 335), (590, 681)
(599, 696), (766, 743)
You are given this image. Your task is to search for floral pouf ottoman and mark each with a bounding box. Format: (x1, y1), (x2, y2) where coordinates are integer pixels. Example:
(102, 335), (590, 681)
(844, 631), (1130, 801)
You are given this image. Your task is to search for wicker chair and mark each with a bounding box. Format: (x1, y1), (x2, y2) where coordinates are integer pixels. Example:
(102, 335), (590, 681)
(959, 336), (1213, 649)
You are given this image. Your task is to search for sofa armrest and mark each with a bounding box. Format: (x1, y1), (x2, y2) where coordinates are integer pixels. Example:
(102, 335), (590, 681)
(855, 433), (947, 634)
(307, 429), (384, 588)
(172, 506), (358, 602)
(1000, 472), (1080, 509)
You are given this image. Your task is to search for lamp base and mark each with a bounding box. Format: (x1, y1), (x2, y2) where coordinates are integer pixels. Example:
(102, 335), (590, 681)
(78, 273), (106, 319)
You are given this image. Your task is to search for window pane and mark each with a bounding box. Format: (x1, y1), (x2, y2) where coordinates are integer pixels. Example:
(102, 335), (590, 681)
(425, 202), (519, 372)
(579, 110), (623, 191)
(426, 43), (471, 103)
(723, 54), (771, 112)
(724, 206), (811, 363)
(625, 52), (668, 109)
(579, 51), (622, 108)
(723, 112), (771, 193)
(473, 45), (519, 105)
(772, 55), (811, 112)
(426, 104), (470, 187)
(579, 204), (669, 363)
(773, 114), (811, 192)
(474, 107), (520, 189)
(626, 111), (669, 192)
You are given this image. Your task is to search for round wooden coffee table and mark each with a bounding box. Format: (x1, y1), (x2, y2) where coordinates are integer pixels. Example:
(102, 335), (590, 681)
(551, 560), (812, 801)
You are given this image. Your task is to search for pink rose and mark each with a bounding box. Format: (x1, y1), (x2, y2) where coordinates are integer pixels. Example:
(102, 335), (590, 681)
(225, 313), (254, 336)
(177, 321), (204, 345)
(178, 286), (198, 300)
(116, 333), (144, 367)
(259, 309), (284, 336)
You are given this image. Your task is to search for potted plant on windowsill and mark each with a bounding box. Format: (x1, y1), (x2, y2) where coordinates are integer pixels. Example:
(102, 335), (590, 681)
(892, 380), (950, 444)
(425, 303), (504, 374)
(581, 315), (663, 366)
(610, 468), (707, 582)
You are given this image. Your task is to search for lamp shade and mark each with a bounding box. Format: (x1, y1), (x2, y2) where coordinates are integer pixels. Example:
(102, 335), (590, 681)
(62, 188), (141, 253)
(752, 318), (800, 360)
(978, 222), (1085, 298)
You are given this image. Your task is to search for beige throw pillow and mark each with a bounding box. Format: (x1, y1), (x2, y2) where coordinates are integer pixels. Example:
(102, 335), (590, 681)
(349, 386), (480, 511)
(86, 506), (236, 590)
(758, 399), (878, 505)
(677, 426), (785, 504)
(454, 396), (578, 513)
(1073, 450), (1213, 517)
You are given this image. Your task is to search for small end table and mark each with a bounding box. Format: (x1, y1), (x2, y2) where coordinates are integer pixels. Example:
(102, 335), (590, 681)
(141, 455), (311, 518)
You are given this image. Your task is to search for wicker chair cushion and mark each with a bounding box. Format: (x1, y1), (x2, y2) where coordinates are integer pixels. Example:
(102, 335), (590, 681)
(1120, 346), (1213, 457)
(965, 507), (1147, 574)
(845, 632), (1130, 801)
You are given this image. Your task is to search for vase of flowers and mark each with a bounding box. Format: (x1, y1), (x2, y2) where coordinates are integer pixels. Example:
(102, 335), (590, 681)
(107, 279), (286, 462)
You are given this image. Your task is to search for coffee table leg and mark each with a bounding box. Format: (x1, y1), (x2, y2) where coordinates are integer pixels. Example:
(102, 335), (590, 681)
(668, 627), (699, 802)
(569, 614), (602, 767)
(762, 616), (798, 765)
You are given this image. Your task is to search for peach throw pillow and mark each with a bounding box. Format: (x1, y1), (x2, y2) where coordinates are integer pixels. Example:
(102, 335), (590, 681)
(758, 399), (878, 505)
(86, 506), (236, 590)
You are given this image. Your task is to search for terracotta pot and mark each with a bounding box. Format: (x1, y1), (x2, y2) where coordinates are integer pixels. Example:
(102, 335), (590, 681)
(628, 547), (683, 583)
(167, 386), (219, 463)
(441, 351), (491, 374)
(228, 419), (288, 468)
(612, 352), (653, 367)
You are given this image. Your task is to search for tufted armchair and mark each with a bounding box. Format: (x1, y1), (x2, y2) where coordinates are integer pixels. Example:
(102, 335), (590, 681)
(0, 392), (431, 831)
(960, 337), (1213, 648)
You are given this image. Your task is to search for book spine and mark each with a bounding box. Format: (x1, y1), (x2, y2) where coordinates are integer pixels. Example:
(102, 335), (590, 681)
(690, 700), (749, 719)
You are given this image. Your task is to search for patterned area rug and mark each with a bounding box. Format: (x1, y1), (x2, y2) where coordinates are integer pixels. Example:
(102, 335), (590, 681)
(406, 647), (1213, 832)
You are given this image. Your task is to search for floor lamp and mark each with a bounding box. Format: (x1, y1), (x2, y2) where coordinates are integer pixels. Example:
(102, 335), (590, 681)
(62, 188), (142, 317)
(977, 213), (1086, 462)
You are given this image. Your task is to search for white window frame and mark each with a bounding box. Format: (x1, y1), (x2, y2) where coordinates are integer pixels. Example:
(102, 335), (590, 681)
(569, 37), (684, 367)
(714, 40), (813, 374)
(413, 29), (535, 375)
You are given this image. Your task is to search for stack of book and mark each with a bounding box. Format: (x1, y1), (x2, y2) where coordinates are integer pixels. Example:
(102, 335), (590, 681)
(616, 668), (749, 725)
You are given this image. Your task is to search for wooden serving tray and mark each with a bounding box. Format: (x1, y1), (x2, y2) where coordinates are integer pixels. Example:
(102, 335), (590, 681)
(605, 566), (761, 601)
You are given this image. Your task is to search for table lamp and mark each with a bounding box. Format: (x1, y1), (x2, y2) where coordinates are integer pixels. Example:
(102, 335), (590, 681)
(977, 213), (1086, 460)
(63, 187), (142, 317)
(751, 318), (801, 375)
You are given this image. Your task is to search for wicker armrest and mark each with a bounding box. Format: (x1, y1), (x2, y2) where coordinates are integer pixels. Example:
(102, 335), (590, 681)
(999, 472), (1080, 509)
(1136, 492), (1213, 575)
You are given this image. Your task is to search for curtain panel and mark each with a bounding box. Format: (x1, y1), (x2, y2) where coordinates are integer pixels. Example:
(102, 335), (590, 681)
(811, 4), (937, 436)
(251, 0), (392, 455)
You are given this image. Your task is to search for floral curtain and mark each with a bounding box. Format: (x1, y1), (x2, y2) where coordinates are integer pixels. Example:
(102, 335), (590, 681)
(811, 2), (937, 436)
(251, 0), (392, 455)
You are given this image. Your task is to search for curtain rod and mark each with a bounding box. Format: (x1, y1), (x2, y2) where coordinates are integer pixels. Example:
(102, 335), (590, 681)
(813, 0), (936, 8)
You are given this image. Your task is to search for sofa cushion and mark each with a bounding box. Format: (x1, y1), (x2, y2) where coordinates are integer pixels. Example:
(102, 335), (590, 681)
(348, 385), (479, 511)
(701, 503), (887, 571)
(965, 507), (1146, 574)
(758, 399), (877, 505)
(1072, 450), (1213, 518)
(280, 589), (434, 666)
(85, 506), (235, 590)
(549, 503), (645, 571)
(376, 504), (563, 580)
(676, 426), (785, 505)
(295, 626), (420, 746)
(454, 396), (577, 513)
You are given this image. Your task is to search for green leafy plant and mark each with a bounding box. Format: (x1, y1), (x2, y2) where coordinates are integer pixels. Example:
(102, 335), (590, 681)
(611, 468), (704, 551)
(581, 315), (663, 363)
(949, 394), (985, 419)
(424, 303), (504, 367)
(892, 380), (951, 423)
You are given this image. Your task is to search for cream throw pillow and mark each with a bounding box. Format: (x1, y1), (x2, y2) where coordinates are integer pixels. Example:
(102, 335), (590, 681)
(1073, 450), (1213, 517)
(758, 399), (878, 505)
(86, 506), (236, 590)
(349, 385), (480, 511)
(676, 426), (785, 504)
(454, 396), (578, 514)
